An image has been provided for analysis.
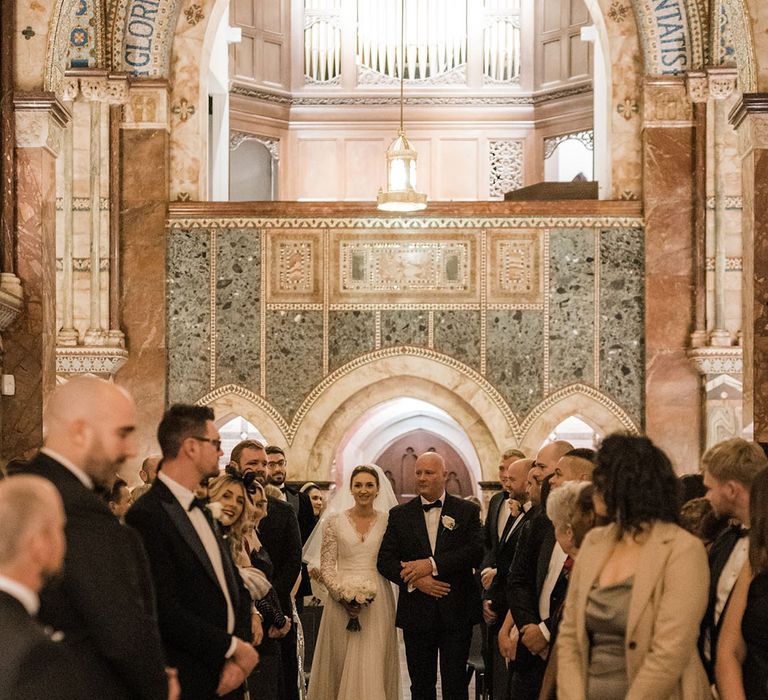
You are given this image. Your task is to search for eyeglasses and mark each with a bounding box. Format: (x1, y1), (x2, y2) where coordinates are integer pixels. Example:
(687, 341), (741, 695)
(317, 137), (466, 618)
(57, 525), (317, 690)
(267, 459), (286, 468)
(191, 436), (222, 450)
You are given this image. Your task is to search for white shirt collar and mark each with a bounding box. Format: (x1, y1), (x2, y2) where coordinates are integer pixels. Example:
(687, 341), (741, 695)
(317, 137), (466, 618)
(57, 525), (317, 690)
(40, 447), (93, 490)
(523, 500), (534, 512)
(157, 471), (194, 510)
(0, 574), (39, 616)
(420, 491), (447, 506)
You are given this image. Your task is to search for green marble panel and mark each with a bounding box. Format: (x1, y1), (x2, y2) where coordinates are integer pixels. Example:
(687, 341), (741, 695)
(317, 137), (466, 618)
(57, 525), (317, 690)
(328, 310), (376, 371)
(381, 310), (429, 347)
(433, 310), (481, 370)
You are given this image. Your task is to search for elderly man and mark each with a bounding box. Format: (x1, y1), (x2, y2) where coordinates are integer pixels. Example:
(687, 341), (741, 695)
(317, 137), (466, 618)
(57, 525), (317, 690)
(0, 475), (92, 699)
(132, 455), (161, 501)
(22, 376), (172, 699)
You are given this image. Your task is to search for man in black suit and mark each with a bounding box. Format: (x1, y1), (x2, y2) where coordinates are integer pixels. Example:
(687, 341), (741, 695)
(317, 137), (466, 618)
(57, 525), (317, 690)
(127, 405), (258, 699)
(0, 475), (93, 699)
(700, 438), (768, 681)
(266, 445), (317, 611)
(378, 451), (483, 700)
(481, 456), (533, 698)
(232, 439), (302, 700)
(22, 376), (172, 700)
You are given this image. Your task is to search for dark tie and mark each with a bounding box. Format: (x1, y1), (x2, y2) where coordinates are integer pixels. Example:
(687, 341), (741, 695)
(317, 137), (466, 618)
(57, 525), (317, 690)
(735, 526), (749, 539)
(423, 499), (442, 512)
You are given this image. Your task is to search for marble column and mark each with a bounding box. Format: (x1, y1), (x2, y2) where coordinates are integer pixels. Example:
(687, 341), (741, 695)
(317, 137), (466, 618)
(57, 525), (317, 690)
(730, 94), (768, 442)
(643, 77), (702, 470)
(116, 80), (170, 464)
(3, 94), (68, 459)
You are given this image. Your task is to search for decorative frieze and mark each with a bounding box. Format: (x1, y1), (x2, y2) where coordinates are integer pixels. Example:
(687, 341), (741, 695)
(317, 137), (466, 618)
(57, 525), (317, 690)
(56, 346), (129, 375)
(643, 79), (693, 127)
(13, 94), (70, 156)
(688, 346), (743, 376)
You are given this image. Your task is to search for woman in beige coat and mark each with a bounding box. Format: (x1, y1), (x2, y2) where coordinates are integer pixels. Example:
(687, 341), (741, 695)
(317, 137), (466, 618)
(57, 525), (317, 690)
(556, 434), (711, 700)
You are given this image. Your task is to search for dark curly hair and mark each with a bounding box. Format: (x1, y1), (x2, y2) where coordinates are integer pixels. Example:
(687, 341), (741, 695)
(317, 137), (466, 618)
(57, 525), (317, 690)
(593, 433), (680, 537)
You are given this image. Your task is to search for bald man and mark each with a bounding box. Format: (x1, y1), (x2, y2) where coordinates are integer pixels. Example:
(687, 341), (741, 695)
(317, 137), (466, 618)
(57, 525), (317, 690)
(0, 475), (90, 699)
(21, 376), (171, 700)
(378, 451), (483, 700)
(132, 455), (161, 501)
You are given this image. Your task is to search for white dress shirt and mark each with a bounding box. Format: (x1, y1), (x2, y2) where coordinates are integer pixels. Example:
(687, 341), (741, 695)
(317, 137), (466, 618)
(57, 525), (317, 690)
(0, 574), (39, 616)
(421, 491), (447, 555)
(40, 447), (93, 490)
(538, 541), (567, 642)
(497, 496), (511, 541)
(715, 535), (749, 624)
(158, 472), (237, 649)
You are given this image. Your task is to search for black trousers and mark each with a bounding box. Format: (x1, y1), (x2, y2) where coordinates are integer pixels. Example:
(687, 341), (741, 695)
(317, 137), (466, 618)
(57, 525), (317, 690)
(507, 654), (546, 700)
(278, 625), (299, 700)
(403, 622), (473, 700)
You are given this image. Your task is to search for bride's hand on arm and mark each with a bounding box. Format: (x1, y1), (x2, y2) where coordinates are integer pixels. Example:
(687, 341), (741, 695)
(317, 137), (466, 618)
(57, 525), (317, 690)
(400, 558), (433, 583)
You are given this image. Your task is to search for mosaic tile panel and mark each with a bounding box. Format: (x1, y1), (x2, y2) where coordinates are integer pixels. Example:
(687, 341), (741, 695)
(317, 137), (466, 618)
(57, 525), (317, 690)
(328, 311), (377, 371)
(265, 310), (324, 421)
(216, 230), (261, 391)
(167, 230), (210, 404)
(433, 311), (482, 370)
(381, 310), (429, 348)
(486, 310), (544, 414)
(600, 229), (644, 423)
(549, 229), (595, 389)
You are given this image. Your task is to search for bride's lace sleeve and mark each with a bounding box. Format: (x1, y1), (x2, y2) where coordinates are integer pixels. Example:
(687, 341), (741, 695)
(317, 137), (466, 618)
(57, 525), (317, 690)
(319, 514), (342, 601)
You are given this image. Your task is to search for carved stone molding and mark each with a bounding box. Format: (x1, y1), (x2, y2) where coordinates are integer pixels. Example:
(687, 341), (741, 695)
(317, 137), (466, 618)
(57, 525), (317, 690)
(0, 274), (24, 332)
(643, 78), (693, 127)
(730, 94), (768, 157)
(707, 67), (738, 102)
(230, 131), (279, 161)
(56, 346), (129, 376)
(688, 346), (743, 376)
(357, 64), (468, 87)
(13, 93), (71, 156)
(686, 71), (708, 103)
(121, 81), (171, 130)
(62, 70), (130, 105)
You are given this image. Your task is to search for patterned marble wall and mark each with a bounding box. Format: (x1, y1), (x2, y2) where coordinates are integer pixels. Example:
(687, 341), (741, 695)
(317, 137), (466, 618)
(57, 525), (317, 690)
(167, 216), (644, 431)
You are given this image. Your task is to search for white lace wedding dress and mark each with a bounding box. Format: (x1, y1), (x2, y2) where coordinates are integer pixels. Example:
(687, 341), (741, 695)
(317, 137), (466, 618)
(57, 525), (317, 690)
(306, 510), (401, 700)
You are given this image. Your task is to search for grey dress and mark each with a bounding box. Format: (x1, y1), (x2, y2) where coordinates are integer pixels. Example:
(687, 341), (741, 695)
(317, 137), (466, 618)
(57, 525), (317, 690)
(585, 577), (633, 700)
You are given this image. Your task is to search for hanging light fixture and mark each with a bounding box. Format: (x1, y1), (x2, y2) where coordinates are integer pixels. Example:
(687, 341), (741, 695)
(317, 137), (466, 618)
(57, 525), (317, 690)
(377, 0), (427, 212)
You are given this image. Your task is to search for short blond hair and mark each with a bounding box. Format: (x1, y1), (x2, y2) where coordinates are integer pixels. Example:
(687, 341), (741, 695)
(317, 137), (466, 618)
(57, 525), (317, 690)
(702, 438), (768, 487)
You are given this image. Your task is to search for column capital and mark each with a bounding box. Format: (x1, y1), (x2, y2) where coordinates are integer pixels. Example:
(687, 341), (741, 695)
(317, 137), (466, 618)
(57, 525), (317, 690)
(61, 69), (130, 105)
(643, 77), (693, 128)
(121, 79), (170, 131)
(729, 94), (768, 157)
(13, 92), (71, 156)
(686, 71), (708, 104)
(707, 67), (739, 102)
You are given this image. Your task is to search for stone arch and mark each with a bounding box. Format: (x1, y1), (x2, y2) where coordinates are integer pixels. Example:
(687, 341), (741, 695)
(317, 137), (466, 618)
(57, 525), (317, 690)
(725, 0), (763, 91)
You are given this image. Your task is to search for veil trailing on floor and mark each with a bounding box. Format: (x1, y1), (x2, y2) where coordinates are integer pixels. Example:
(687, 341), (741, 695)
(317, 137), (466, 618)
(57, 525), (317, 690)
(302, 463), (398, 571)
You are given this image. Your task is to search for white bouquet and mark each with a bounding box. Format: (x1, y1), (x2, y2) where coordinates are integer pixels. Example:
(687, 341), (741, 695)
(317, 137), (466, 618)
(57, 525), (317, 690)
(337, 575), (377, 631)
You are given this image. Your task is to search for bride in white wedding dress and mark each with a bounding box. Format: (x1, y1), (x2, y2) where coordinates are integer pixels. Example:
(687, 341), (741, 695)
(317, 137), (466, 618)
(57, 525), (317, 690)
(303, 464), (401, 700)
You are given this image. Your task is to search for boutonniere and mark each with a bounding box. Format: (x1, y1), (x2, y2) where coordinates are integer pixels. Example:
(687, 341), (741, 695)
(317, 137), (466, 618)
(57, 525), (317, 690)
(207, 501), (223, 521)
(441, 514), (457, 531)
(508, 498), (522, 518)
(43, 626), (65, 642)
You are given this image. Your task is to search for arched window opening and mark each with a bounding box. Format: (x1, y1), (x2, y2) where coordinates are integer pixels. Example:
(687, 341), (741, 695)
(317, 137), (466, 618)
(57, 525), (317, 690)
(541, 415), (600, 449)
(217, 415), (269, 467)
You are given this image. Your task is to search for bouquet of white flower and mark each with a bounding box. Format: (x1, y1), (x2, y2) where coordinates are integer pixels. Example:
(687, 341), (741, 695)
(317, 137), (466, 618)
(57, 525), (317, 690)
(337, 575), (377, 631)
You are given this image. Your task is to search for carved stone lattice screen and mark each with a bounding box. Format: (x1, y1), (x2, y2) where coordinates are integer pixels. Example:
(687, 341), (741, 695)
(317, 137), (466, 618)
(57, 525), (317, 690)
(489, 139), (524, 198)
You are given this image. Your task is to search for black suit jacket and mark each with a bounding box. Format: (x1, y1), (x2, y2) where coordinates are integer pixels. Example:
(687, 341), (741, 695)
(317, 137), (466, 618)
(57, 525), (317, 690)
(282, 484), (317, 543)
(23, 452), (167, 700)
(377, 494), (483, 631)
(699, 524), (746, 681)
(0, 590), (92, 700)
(257, 496), (303, 612)
(481, 490), (508, 571)
(488, 504), (538, 615)
(126, 478), (251, 699)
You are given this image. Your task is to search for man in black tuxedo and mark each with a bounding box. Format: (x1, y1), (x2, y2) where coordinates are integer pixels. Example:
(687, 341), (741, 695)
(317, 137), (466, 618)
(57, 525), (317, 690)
(378, 451), (483, 700)
(127, 405), (258, 699)
(700, 438), (768, 681)
(22, 376), (172, 700)
(0, 475), (93, 699)
(266, 445), (317, 611)
(232, 439), (302, 700)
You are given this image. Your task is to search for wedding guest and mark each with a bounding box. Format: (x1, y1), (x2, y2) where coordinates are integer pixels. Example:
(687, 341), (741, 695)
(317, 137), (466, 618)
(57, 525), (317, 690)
(231, 439), (302, 700)
(0, 475), (94, 699)
(127, 405), (258, 699)
(556, 434), (711, 699)
(378, 451), (484, 700)
(700, 437), (767, 681)
(680, 497), (728, 549)
(108, 478), (132, 521)
(715, 467), (768, 700)
(21, 376), (171, 700)
(132, 456), (161, 501)
(300, 482), (325, 517)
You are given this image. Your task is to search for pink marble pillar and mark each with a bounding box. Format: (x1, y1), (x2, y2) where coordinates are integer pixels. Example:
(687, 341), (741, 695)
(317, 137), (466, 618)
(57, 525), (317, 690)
(643, 78), (702, 470)
(115, 81), (170, 465)
(730, 95), (768, 442)
(2, 94), (68, 459)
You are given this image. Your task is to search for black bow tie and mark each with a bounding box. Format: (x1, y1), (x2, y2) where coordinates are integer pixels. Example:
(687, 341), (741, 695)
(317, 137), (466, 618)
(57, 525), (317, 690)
(735, 526), (749, 539)
(422, 499), (442, 512)
(189, 496), (208, 512)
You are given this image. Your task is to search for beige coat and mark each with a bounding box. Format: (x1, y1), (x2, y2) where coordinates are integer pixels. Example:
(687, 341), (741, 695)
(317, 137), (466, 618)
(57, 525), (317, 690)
(556, 521), (712, 700)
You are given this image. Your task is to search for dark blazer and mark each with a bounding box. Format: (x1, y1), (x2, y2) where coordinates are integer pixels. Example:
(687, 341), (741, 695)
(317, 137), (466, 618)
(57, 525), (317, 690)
(699, 524), (747, 680)
(282, 485), (317, 598)
(377, 494), (484, 631)
(481, 490), (509, 571)
(488, 504), (538, 616)
(126, 477), (252, 700)
(0, 590), (91, 700)
(23, 452), (167, 700)
(257, 496), (303, 612)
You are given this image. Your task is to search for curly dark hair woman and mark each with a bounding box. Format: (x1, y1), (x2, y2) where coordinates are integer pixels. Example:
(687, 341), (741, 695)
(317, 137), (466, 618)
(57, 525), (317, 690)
(592, 433), (680, 536)
(557, 433), (710, 699)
